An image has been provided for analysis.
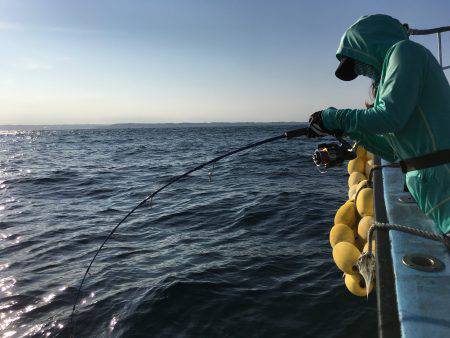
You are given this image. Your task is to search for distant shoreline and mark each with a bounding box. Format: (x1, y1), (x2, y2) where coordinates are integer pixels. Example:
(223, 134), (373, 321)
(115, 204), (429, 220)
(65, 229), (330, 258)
(0, 122), (306, 130)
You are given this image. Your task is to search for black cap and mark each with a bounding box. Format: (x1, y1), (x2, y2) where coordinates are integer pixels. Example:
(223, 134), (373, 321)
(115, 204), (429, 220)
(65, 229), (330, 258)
(335, 57), (357, 81)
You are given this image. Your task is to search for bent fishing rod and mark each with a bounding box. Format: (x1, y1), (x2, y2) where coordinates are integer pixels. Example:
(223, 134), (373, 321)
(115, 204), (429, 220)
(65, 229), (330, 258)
(69, 126), (355, 334)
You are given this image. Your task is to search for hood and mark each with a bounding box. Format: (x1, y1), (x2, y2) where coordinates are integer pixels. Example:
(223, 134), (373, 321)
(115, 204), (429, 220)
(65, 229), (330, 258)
(336, 14), (409, 73)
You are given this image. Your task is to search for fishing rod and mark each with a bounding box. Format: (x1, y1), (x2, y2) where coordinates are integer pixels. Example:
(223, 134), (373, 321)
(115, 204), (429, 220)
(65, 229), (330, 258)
(69, 126), (355, 334)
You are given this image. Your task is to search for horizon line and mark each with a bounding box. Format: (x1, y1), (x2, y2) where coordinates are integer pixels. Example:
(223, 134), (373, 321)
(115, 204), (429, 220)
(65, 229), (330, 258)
(0, 121), (307, 127)
(0, 121), (309, 130)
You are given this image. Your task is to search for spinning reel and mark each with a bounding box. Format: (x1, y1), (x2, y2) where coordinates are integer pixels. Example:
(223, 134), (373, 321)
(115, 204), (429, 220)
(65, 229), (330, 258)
(313, 136), (356, 173)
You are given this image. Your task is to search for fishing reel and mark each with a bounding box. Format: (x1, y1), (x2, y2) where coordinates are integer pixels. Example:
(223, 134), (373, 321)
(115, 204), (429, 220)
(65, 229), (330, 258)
(313, 137), (356, 173)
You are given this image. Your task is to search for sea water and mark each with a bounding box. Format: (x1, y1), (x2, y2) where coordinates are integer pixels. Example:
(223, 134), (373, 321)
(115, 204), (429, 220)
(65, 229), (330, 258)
(0, 125), (376, 337)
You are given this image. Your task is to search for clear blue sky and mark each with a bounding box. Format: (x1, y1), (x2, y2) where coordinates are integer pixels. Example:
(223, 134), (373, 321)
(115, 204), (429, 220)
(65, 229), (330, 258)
(0, 0), (449, 124)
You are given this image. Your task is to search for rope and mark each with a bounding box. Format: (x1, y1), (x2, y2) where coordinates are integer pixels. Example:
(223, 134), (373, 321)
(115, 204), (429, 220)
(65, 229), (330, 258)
(366, 221), (450, 256)
(365, 163), (450, 253)
(357, 220), (449, 296)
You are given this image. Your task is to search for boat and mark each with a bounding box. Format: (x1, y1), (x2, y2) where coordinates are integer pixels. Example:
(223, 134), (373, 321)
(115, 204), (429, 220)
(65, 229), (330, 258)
(372, 26), (449, 338)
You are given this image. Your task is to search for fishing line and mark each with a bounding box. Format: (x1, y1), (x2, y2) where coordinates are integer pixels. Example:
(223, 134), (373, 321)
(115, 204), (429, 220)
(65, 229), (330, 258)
(69, 127), (309, 334)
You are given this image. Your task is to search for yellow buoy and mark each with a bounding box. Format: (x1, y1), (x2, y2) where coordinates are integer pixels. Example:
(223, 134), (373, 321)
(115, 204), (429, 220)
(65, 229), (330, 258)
(356, 146), (366, 159)
(348, 172), (366, 187)
(357, 216), (374, 241)
(347, 158), (365, 174)
(344, 273), (374, 297)
(365, 159), (374, 178)
(356, 179), (368, 194)
(348, 185), (357, 201)
(329, 223), (355, 248)
(334, 201), (357, 229)
(356, 188), (374, 217)
(332, 241), (361, 275)
(363, 240), (376, 256)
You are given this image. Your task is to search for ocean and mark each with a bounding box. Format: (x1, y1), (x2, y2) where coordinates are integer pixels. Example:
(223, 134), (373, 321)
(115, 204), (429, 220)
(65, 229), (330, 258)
(0, 125), (376, 337)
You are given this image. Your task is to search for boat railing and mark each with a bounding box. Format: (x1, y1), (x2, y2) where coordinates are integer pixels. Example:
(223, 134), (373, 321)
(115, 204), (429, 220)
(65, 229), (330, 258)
(409, 25), (450, 71)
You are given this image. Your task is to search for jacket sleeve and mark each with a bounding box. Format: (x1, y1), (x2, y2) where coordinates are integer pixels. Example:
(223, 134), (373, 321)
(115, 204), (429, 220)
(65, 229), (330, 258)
(322, 41), (426, 134)
(347, 131), (398, 162)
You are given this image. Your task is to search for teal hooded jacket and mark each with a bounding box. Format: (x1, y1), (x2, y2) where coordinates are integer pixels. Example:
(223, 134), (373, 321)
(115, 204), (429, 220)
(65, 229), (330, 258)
(322, 15), (450, 233)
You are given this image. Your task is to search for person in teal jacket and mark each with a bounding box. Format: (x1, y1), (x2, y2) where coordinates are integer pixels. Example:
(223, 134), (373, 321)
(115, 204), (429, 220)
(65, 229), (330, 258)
(308, 14), (450, 233)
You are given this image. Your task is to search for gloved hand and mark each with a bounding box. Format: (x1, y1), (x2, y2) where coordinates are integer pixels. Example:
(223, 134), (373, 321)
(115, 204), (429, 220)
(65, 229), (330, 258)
(307, 111), (329, 138)
(308, 110), (343, 138)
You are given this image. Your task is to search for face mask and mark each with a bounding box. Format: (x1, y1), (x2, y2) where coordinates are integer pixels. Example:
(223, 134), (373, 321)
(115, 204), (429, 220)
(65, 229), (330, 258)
(354, 60), (380, 83)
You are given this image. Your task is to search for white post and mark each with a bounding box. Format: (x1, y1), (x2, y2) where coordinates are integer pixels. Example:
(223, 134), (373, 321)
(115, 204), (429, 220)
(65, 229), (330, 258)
(437, 32), (443, 67)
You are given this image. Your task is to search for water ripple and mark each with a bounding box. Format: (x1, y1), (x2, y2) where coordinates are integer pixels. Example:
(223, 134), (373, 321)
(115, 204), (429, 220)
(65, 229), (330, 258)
(0, 126), (376, 337)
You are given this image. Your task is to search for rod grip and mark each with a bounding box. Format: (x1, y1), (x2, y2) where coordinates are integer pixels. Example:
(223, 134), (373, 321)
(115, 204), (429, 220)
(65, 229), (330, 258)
(284, 127), (309, 140)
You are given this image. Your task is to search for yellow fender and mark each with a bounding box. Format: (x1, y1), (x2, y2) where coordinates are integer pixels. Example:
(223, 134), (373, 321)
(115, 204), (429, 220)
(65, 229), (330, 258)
(332, 241), (361, 275)
(356, 146), (366, 159)
(348, 185), (357, 201)
(330, 223), (355, 248)
(348, 172), (366, 187)
(356, 179), (368, 193)
(357, 216), (374, 241)
(344, 273), (374, 297)
(356, 188), (374, 217)
(334, 201), (357, 229)
(365, 159), (374, 178)
(347, 158), (365, 174)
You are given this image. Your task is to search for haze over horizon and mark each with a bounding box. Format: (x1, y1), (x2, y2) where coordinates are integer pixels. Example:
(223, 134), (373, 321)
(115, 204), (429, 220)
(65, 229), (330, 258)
(1, 0), (449, 125)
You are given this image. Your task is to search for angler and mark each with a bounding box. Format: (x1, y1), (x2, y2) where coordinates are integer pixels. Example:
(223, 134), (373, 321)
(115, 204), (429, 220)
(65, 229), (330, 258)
(308, 14), (450, 234)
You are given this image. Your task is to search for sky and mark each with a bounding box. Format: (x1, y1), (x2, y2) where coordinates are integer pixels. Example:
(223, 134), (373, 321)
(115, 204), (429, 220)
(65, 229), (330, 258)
(0, 0), (449, 125)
